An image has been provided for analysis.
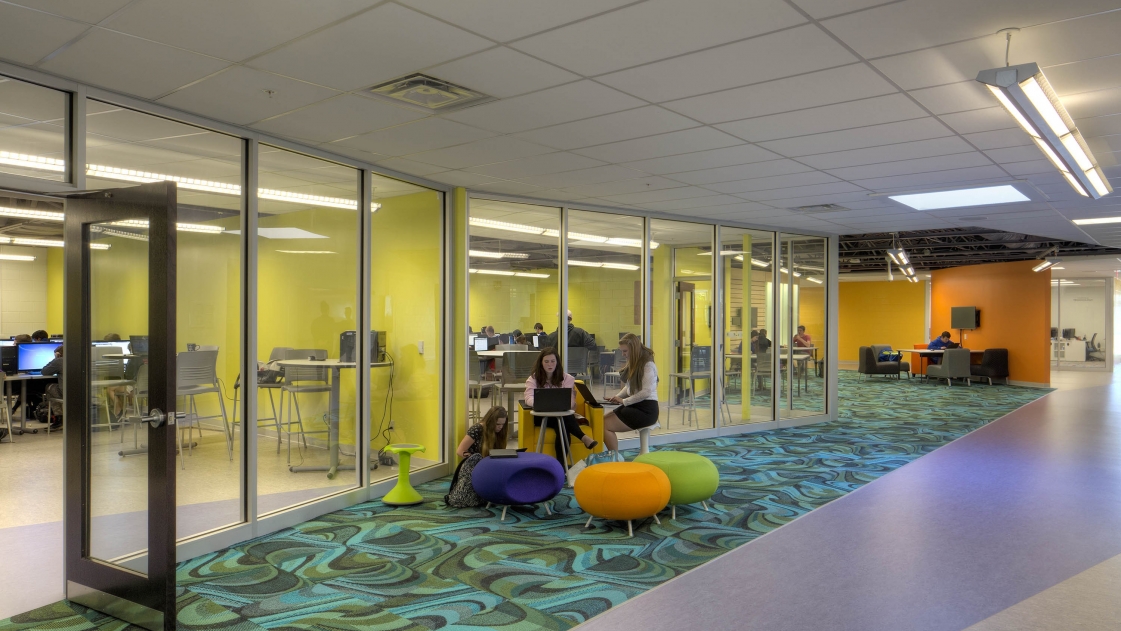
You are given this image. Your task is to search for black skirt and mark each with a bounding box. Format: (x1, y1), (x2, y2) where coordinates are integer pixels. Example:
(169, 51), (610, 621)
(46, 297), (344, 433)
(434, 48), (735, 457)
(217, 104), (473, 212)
(614, 399), (659, 430)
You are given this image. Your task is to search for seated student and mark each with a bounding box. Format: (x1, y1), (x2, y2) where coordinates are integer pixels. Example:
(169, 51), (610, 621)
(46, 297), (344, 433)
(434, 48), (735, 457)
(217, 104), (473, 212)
(31, 330), (49, 342)
(483, 325), (500, 349)
(604, 333), (659, 454)
(524, 347), (597, 465)
(41, 346), (64, 431)
(793, 325), (812, 349)
(446, 406), (509, 508)
(927, 331), (957, 364)
(515, 335), (529, 346)
(532, 322), (548, 347)
(755, 329), (772, 354)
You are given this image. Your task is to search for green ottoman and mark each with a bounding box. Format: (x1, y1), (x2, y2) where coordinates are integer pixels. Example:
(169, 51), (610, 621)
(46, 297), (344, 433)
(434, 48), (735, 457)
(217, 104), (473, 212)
(633, 450), (718, 519)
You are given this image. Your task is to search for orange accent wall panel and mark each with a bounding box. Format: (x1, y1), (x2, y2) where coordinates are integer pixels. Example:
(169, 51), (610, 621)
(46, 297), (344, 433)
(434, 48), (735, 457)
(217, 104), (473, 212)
(838, 281), (926, 362)
(931, 261), (1050, 385)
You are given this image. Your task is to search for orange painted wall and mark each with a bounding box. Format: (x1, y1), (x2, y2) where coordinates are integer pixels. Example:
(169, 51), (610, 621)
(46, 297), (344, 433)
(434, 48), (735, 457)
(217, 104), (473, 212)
(931, 261), (1050, 385)
(838, 281), (927, 362)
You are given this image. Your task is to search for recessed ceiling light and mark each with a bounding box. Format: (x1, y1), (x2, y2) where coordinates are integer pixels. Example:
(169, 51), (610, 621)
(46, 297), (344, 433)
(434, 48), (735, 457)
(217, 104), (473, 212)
(1073, 217), (1121, 225)
(228, 227), (328, 239)
(276, 250), (336, 254)
(889, 185), (1029, 210)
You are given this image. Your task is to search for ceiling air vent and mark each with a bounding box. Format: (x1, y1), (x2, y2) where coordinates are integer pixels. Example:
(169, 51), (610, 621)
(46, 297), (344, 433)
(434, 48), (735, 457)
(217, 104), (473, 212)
(789, 203), (848, 213)
(365, 74), (494, 113)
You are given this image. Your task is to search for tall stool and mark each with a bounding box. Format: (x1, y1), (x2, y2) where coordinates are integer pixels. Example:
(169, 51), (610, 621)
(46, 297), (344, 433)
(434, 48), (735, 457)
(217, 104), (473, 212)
(383, 443), (425, 506)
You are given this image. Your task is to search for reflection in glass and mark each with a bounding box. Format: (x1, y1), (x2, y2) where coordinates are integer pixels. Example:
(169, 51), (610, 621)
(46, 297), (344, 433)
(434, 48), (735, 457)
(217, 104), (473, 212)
(89, 221), (148, 567)
(1052, 277), (1108, 370)
(85, 102), (243, 541)
(467, 199), (559, 436)
(780, 234), (827, 420)
(0, 75), (67, 182)
(369, 173), (444, 484)
(257, 146), (359, 515)
(651, 219), (714, 434)
(719, 228), (774, 425)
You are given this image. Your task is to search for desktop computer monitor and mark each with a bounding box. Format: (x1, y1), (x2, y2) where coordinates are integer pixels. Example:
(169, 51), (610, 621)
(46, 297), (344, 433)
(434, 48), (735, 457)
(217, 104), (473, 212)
(339, 331), (388, 363)
(532, 336), (540, 348)
(17, 342), (60, 372)
(1051, 327), (1058, 339)
(130, 335), (149, 353)
(0, 340), (13, 347)
(94, 341), (131, 353)
(1062, 328), (1076, 339)
(474, 337), (488, 352)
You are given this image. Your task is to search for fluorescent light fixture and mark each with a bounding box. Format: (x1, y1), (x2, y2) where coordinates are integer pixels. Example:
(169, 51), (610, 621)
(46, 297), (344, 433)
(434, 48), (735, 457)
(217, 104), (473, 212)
(567, 232), (608, 243)
(700, 250), (746, 257)
(0, 254), (35, 261)
(978, 63), (1113, 199)
(0, 206), (64, 222)
(1075, 217), (1121, 225)
(906, 275), (919, 283)
(750, 258), (771, 268)
(111, 219), (224, 234)
(1051, 266), (1065, 269)
(0, 151), (65, 173)
(469, 250), (528, 259)
(779, 267), (802, 277)
(1032, 258), (1059, 272)
(805, 276), (823, 284)
(468, 218), (659, 248)
(0, 236), (110, 250)
(473, 269), (515, 276)
(276, 250), (336, 254)
(228, 227), (328, 239)
(890, 185), (1029, 210)
(469, 217), (546, 235)
(568, 259), (639, 271)
(567, 260), (601, 268)
(257, 188), (356, 210)
(514, 272), (550, 278)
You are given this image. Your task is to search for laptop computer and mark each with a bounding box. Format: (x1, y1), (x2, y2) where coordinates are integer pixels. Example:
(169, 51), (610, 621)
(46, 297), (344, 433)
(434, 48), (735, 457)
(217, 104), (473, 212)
(532, 387), (572, 413)
(573, 381), (620, 412)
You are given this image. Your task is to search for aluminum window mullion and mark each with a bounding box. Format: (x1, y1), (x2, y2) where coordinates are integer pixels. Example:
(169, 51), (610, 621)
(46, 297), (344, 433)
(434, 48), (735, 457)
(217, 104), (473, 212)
(713, 225), (723, 431)
(70, 87), (86, 189)
(358, 170), (373, 489)
(243, 138), (258, 523)
(643, 217), (651, 347)
(560, 207), (569, 371)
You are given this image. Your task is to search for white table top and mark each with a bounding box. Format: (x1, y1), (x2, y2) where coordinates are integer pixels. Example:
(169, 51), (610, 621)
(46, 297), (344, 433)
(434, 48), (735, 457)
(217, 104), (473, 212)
(278, 359), (392, 368)
(899, 348), (985, 354)
(531, 410), (575, 417)
(476, 350), (505, 358)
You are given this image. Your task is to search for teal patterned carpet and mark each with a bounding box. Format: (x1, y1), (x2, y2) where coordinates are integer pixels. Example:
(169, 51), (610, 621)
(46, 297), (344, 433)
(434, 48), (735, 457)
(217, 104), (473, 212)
(1, 372), (1050, 631)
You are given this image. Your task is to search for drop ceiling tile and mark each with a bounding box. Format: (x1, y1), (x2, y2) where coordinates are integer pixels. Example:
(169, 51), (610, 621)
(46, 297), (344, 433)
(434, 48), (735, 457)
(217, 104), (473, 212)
(598, 24), (856, 103)
(519, 165), (646, 188)
(41, 28), (229, 99)
(664, 63), (896, 124)
(252, 95), (427, 143)
(374, 157), (450, 177)
(321, 143), (386, 164)
(638, 194), (747, 211)
(513, 106), (699, 151)
(600, 186), (713, 205)
(872, 39), (1004, 92)
(474, 181), (546, 196)
(744, 182), (865, 202)
(511, 0), (805, 76)
(621, 145), (780, 175)
(717, 94), (927, 143)
(444, 81), (645, 134)
(572, 128), (743, 163)
(334, 117), (494, 157)
(962, 128), (1033, 151)
(465, 152), (606, 179)
(428, 170), (504, 187)
(396, 0), (635, 41)
(908, 81), (995, 115)
(849, 165), (1009, 191)
(157, 66), (339, 125)
(1078, 113), (1121, 138)
(1045, 55), (1121, 97)
(824, 151), (992, 181)
(1001, 159), (1056, 176)
(668, 159), (815, 185)
(406, 135), (554, 169)
(426, 47), (579, 99)
(984, 145), (1044, 164)
(798, 136), (974, 170)
(7, 0), (131, 23)
(532, 189), (593, 202)
(939, 107), (1017, 135)
(0, 4), (89, 65)
(559, 176), (687, 198)
(248, 3), (490, 91)
(822, 0), (1121, 59)
(108, 0), (379, 62)
(1064, 87), (1121, 122)
(790, 0), (892, 19)
(707, 171), (839, 194)
(758, 117), (951, 157)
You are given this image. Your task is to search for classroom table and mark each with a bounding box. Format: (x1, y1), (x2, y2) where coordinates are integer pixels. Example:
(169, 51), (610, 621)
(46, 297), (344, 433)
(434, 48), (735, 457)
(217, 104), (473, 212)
(4, 373), (59, 435)
(899, 348), (987, 381)
(278, 358), (392, 479)
(476, 350), (505, 358)
(726, 352), (814, 394)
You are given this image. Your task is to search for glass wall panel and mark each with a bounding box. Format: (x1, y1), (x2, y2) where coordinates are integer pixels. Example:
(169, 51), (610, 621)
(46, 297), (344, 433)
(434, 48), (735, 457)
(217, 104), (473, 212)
(369, 174), (444, 483)
(257, 146), (359, 514)
(566, 210), (643, 396)
(719, 227), (775, 426)
(779, 234), (827, 420)
(467, 199), (560, 434)
(1052, 277), (1109, 370)
(651, 219), (714, 435)
(85, 101), (243, 540)
(0, 75), (67, 182)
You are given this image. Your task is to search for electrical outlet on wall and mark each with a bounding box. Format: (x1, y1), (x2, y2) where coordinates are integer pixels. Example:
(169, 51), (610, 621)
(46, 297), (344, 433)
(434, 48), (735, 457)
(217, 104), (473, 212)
(418, 341), (424, 354)
(388, 419), (395, 430)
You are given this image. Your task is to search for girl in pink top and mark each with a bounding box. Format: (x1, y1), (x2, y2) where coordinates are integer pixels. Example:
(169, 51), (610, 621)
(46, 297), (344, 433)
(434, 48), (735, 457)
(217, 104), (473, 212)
(524, 347), (597, 464)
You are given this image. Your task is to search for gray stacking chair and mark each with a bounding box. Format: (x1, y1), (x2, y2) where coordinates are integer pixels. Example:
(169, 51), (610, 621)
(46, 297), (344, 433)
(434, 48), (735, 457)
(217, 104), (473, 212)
(279, 348), (330, 464)
(176, 349), (230, 460)
(926, 348), (971, 386)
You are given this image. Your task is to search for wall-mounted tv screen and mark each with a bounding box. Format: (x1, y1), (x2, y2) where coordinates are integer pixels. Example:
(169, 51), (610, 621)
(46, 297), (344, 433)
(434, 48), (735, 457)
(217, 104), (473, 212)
(950, 306), (980, 330)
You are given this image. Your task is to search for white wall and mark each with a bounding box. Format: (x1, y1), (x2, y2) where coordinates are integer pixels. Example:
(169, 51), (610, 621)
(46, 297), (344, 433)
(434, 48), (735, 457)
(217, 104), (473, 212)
(1057, 284), (1107, 346)
(0, 245), (48, 337)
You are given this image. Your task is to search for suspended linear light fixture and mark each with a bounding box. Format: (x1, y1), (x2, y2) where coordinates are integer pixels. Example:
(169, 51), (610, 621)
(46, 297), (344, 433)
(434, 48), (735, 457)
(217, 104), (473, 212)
(976, 31), (1112, 199)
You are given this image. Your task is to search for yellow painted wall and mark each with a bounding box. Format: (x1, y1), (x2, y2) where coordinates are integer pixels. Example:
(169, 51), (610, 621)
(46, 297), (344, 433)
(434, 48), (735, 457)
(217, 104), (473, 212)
(567, 265), (641, 346)
(46, 248), (63, 334)
(798, 286), (825, 346)
(838, 280), (926, 362)
(468, 272), (558, 336)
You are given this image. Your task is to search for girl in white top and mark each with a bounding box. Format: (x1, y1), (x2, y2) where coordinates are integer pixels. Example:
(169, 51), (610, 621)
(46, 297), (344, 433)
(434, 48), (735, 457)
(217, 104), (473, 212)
(604, 333), (659, 451)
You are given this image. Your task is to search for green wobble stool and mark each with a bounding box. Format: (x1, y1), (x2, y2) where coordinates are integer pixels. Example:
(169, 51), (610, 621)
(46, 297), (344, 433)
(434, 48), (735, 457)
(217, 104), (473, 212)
(383, 443), (426, 506)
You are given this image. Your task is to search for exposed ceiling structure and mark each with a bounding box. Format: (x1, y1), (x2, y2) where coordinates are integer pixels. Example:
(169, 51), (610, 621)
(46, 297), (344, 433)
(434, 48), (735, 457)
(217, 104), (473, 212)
(1, 0), (1120, 242)
(838, 226), (1121, 273)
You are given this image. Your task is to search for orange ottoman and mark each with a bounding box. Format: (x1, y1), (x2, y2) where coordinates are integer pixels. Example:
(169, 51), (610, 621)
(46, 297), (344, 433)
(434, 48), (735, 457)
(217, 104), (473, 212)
(574, 462), (671, 537)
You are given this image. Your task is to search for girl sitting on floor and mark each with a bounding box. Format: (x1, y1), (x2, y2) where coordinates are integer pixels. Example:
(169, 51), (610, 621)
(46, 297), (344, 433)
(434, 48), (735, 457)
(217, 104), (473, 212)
(445, 406), (508, 508)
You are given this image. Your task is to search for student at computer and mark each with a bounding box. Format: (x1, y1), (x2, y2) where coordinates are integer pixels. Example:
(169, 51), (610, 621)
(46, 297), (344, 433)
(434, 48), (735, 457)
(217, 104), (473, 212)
(447, 406), (509, 508)
(31, 330), (49, 342)
(41, 346), (64, 431)
(604, 333), (659, 453)
(926, 331), (957, 364)
(755, 329), (772, 354)
(524, 347), (597, 465)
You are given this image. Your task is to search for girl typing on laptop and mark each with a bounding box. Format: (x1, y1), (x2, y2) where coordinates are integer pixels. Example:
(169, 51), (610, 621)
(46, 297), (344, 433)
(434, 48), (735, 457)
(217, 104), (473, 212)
(604, 333), (659, 453)
(525, 348), (598, 465)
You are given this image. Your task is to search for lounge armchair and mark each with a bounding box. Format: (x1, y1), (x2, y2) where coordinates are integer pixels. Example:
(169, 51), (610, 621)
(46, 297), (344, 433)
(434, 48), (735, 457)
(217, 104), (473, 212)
(970, 349), (1009, 385)
(858, 345), (910, 379)
(927, 348), (971, 386)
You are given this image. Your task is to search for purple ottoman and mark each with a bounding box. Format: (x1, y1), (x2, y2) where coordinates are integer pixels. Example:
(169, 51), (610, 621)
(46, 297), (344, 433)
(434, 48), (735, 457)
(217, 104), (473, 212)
(472, 452), (565, 521)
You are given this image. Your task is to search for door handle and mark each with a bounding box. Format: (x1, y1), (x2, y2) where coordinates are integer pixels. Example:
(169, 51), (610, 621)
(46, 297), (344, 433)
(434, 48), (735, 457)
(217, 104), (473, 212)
(128, 408), (185, 428)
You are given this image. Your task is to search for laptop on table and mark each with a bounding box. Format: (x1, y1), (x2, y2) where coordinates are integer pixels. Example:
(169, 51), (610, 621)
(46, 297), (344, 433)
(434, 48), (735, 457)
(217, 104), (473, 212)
(531, 387), (572, 414)
(573, 381), (619, 413)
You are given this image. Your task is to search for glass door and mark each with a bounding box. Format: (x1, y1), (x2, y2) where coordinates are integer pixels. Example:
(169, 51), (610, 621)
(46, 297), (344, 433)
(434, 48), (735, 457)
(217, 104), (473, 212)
(64, 182), (178, 631)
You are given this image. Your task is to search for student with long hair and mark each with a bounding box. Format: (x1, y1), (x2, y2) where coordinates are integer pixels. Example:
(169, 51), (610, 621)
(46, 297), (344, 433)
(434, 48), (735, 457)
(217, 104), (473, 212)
(525, 347), (597, 464)
(447, 406), (509, 507)
(604, 333), (659, 451)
